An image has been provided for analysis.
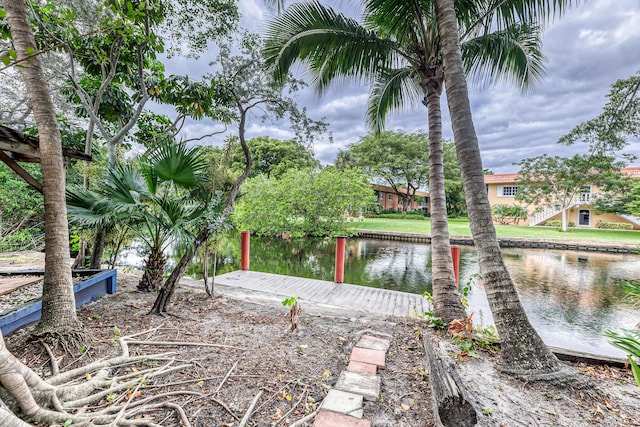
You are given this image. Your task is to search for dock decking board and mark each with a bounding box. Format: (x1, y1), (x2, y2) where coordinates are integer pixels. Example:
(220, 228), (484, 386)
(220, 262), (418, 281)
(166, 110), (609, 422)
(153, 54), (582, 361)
(214, 271), (425, 318)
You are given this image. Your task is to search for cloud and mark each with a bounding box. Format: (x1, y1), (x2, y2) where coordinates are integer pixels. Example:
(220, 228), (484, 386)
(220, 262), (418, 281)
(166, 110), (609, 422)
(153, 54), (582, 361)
(160, 0), (640, 174)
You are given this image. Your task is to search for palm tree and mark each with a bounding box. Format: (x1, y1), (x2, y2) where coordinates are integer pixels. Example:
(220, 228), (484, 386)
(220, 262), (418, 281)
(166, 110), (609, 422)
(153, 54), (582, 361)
(434, 0), (572, 380)
(4, 0), (83, 342)
(68, 141), (209, 292)
(264, 0), (550, 323)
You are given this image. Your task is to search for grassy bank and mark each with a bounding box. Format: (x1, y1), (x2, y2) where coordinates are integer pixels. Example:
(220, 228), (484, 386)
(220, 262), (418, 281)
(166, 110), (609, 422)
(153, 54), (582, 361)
(351, 217), (640, 245)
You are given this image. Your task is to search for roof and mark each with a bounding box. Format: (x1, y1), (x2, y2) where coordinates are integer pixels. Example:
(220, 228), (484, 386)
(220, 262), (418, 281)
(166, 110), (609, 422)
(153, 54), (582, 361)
(371, 183), (429, 197)
(622, 167), (640, 178)
(483, 173), (519, 184)
(484, 167), (640, 184)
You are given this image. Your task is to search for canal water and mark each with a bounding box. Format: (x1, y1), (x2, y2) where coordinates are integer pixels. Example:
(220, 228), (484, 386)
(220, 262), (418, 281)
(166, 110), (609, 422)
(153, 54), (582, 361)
(119, 236), (640, 358)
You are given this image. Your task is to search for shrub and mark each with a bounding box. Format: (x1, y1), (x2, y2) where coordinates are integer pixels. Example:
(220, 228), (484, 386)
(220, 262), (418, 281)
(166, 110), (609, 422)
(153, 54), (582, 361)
(376, 213), (425, 220)
(596, 221), (634, 230)
(544, 220), (575, 228)
(492, 204), (528, 225)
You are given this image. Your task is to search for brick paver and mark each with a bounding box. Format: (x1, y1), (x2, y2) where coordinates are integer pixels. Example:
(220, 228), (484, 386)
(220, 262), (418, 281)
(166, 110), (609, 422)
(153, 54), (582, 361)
(347, 360), (377, 375)
(313, 410), (372, 427)
(320, 389), (364, 418)
(350, 346), (386, 369)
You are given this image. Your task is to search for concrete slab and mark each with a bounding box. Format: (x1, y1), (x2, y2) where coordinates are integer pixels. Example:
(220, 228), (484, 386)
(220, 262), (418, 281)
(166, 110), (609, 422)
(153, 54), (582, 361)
(355, 336), (390, 352)
(313, 410), (371, 427)
(350, 346), (385, 369)
(335, 371), (380, 401)
(320, 389), (364, 418)
(347, 360), (377, 375)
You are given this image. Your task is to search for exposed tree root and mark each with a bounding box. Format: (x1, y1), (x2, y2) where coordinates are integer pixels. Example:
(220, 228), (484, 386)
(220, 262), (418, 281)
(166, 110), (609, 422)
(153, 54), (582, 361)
(0, 331), (231, 426)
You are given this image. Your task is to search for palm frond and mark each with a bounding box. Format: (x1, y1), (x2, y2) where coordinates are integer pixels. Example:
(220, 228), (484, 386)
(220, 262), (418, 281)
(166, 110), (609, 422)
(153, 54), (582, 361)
(366, 67), (422, 133)
(470, 0), (576, 32)
(66, 187), (112, 228)
(461, 22), (545, 92)
(144, 140), (208, 190)
(104, 164), (149, 206)
(263, 0), (403, 92)
(364, 0), (433, 47)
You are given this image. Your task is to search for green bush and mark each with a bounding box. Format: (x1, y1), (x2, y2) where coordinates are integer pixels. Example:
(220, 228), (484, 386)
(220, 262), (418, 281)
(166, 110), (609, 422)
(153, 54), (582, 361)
(544, 220), (575, 228)
(376, 213), (425, 220)
(492, 204), (528, 225)
(596, 221), (634, 230)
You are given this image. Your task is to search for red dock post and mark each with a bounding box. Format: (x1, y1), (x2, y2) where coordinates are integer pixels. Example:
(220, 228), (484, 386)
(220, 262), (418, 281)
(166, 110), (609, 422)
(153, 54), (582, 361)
(450, 245), (460, 287)
(241, 231), (250, 271)
(335, 236), (347, 283)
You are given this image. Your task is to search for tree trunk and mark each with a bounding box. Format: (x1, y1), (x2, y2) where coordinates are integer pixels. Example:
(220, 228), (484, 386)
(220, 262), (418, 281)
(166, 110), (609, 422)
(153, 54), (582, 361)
(89, 226), (106, 269)
(137, 245), (166, 292)
(561, 208), (568, 231)
(423, 78), (467, 323)
(4, 0), (82, 340)
(434, 0), (569, 380)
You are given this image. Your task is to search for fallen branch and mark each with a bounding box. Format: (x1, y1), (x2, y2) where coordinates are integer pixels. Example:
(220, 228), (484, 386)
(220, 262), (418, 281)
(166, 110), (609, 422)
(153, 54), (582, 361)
(239, 390), (264, 427)
(124, 340), (245, 351)
(215, 359), (240, 393)
(210, 396), (241, 421)
(164, 402), (191, 427)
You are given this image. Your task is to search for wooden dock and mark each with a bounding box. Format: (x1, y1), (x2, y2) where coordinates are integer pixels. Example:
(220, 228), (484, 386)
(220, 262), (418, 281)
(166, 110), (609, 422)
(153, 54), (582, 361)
(213, 270), (428, 317)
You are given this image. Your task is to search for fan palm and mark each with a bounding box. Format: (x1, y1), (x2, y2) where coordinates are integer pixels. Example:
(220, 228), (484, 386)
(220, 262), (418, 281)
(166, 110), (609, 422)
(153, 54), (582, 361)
(265, 0), (550, 323)
(68, 141), (209, 291)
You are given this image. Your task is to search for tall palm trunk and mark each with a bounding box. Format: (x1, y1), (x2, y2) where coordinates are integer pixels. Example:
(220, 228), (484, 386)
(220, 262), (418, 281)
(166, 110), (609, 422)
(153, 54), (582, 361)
(422, 76), (466, 323)
(434, 0), (568, 380)
(4, 0), (82, 339)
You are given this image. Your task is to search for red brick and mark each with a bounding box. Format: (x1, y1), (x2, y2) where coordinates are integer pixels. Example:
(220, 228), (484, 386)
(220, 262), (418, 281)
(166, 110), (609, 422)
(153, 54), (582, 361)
(347, 360), (377, 375)
(350, 347), (385, 369)
(313, 410), (371, 427)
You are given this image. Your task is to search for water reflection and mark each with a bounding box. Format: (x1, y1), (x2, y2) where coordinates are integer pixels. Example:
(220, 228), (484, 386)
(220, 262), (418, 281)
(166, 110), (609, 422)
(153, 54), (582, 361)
(211, 236), (640, 358)
(457, 248), (640, 357)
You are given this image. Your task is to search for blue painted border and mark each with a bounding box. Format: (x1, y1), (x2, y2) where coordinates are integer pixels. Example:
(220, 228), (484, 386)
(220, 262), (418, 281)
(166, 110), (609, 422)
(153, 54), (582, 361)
(0, 269), (117, 335)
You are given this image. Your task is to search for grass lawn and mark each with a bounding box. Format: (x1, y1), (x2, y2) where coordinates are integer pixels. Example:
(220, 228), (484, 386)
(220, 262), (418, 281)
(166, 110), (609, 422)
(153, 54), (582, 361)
(351, 217), (640, 245)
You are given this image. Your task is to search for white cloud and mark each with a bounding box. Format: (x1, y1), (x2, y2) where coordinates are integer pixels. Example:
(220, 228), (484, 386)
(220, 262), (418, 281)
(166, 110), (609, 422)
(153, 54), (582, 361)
(160, 0), (640, 173)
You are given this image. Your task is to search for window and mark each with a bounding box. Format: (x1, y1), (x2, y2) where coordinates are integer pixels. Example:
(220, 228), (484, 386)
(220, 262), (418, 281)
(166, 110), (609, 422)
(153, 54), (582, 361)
(498, 185), (519, 197)
(578, 209), (590, 226)
(388, 194), (394, 201)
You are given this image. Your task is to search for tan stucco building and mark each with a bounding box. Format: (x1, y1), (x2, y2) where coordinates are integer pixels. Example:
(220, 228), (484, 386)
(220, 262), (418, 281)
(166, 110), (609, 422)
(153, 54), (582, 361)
(484, 167), (640, 229)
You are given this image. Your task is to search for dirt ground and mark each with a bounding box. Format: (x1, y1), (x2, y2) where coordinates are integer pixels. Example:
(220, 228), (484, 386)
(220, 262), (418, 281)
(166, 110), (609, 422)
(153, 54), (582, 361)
(2, 265), (640, 426)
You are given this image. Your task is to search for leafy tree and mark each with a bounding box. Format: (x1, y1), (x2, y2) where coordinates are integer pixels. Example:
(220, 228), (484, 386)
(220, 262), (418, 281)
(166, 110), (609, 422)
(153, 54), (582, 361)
(560, 71), (640, 154)
(150, 34), (327, 314)
(263, 0), (555, 324)
(515, 154), (624, 231)
(443, 141), (466, 217)
(0, 162), (44, 251)
(230, 135), (318, 178)
(345, 131), (430, 213)
(557, 71), (640, 220)
(234, 167), (375, 237)
(434, 0), (574, 380)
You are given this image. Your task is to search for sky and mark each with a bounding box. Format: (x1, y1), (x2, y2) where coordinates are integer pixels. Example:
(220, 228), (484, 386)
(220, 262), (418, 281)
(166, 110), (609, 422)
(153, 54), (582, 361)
(165, 0), (640, 174)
